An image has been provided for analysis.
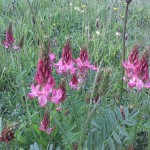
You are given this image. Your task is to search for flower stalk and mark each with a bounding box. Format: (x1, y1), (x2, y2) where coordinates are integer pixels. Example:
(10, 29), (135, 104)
(120, 2), (130, 104)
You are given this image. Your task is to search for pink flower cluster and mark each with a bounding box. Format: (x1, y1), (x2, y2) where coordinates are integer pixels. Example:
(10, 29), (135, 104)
(28, 51), (65, 107)
(123, 46), (150, 91)
(55, 42), (97, 89)
(2, 23), (23, 51)
(28, 41), (97, 134)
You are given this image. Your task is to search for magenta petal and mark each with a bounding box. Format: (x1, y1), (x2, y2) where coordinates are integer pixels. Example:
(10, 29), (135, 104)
(136, 79), (144, 91)
(12, 45), (20, 51)
(51, 89), (62, 104)
(38, 95), (47, 107)
(144, 81), (150, 88)
(49, 53), (56, 61)
(56, 106), (61, 111)
(47, 126), (56, 134)
(39, 122), (45, 131)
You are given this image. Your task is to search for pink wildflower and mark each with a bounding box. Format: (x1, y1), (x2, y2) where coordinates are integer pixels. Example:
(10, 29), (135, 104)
(49, 88), (62, 104)
(123, 46), (150, 91)
(28, 79), (55, 107)
(34, 52), (53, 85)
(75, 46), (97, 71)
(69, 74), (80, 90)
(39, 111), (55, 134)
(55, 41), (76, 74)
(59, 79), (66, 103)
(2, 23), (15, 48)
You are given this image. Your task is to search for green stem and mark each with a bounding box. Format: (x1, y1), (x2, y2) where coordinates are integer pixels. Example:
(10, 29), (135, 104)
(47, 103), (72, 148)
(79, 98), (101, 149)
(120, 3), (129, 105)
(66, 75), (80, 129)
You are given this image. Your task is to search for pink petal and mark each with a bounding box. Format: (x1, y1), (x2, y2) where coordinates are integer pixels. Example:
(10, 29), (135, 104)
(56, 106), (61, 111)
(49, 53), (56, 61)
(50, 89), (62, 104)
(38, 95), (47, 107)
(136, 79), (144, 91)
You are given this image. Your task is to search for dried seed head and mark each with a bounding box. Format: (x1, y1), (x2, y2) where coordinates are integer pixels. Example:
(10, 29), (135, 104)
(126, 0), (132, 4)
(95, 19), (100, 29)
(0, 123), (18, 143)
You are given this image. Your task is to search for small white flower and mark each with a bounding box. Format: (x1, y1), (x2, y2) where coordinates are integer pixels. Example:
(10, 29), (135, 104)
(96, 31), (100, 35)
(69, 3), (72, 6)
(80, 10), (85, 13)
(115, 32), (121, 37)
(74, 7), (80, 12)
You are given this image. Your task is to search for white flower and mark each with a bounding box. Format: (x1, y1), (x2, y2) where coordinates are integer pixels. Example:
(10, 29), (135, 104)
(96, 31), (100, 35)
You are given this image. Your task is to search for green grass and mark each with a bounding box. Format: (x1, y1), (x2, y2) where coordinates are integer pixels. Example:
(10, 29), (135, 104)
(0, 0), (150, 149)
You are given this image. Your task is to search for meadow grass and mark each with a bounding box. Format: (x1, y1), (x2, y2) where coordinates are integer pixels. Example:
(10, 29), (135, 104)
(0, 0), (150, 149)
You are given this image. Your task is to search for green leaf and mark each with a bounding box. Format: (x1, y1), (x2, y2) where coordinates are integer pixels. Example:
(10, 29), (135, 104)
(115, 106), (123, 121)
(117, 126), (128, 136)
(129, 110), (139, 118)
(112, 131), (121, 144)
(48, 144), (53, 150)
(124, 107), (129, 119)
(109, 110), (117, 126)
(91, 120), (100, 129)
(123, 119), (136, 126)
(108, 137), (115, 150)
(99, 143), (104, 150)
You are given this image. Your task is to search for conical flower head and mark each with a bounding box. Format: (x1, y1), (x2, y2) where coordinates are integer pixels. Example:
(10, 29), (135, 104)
(128, 45), (139, 67)
(40, 111), (50, 131)
(39, 111), (55, 134)
(2, 23), (15, 48)
(69, 74), (79, 90)
(138, 51), (149, 82)
(62, 41), (72, 64)
(59, 79), (66, 103)
(34, 50), (52, 85)
(0, 123), (18, 143)
(79, 46), (89, 62)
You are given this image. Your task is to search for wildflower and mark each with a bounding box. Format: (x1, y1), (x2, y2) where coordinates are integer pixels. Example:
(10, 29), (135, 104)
(28, 80), (55, 107)
(55, 41), (76, 74)
(75, 46), (97, 71)
(123, 46), (150, 91)
(50, 88), (62, 104)
(0, 123), (18, 143)
(69, 74), (80, 90)
(113, 7), (118, 11)
(13, 36), (24, 51)
(56, 106), (61, 111)
(96, 31), (100, 35)
(34, 51), (53, 85)
(2, 23), (15, 49)
(74, 7), (80, 12)
(115, 32), (121, 37)
(39, 111), (55, 134)
(59, 79), (66, 103)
